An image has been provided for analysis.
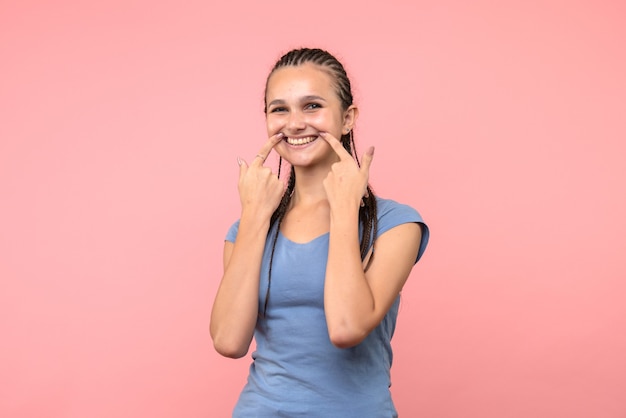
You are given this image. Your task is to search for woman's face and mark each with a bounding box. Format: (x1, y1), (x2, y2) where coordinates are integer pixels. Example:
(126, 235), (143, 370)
(265, 63), (357, 167)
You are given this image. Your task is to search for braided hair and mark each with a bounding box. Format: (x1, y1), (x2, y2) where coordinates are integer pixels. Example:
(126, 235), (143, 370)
(262, 48), (378, 316)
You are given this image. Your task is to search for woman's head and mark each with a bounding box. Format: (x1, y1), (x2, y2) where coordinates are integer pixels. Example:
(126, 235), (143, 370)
(264, 48), (357, 152)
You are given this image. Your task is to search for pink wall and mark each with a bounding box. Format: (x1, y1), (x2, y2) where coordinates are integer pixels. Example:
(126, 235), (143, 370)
(2, 1), (625, 417)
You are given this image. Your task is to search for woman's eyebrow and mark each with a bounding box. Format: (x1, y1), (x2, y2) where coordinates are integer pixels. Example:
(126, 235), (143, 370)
(267, 99), (286, 107)
(267, 95), (327, 108)
(301, 95), (326, 102)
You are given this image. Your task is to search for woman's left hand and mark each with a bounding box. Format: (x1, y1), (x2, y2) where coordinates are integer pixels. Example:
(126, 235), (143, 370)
(319, 131), (374, 211)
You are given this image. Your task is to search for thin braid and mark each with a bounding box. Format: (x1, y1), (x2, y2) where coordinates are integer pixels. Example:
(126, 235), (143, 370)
(262, 48), (379, 315)
(345, 130), (379, 264)
(264, 166), (295, 316)
(349, 131), (359, 166)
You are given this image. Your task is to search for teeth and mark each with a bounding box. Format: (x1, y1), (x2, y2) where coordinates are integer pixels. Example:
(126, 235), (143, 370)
(286, 136), (316, 145)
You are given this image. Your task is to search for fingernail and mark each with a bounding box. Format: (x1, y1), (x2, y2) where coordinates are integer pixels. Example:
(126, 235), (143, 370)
(368, 146), (375, 156)
(277, 132), (284, 139)
(237, 157), (242, 166)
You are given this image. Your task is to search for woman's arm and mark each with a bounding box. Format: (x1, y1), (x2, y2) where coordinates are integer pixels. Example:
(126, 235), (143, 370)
(319, 131), (423, 348)
(210, 215), (270, 358)
(325, 213), (421, 348)
(210, 135), (284, 358)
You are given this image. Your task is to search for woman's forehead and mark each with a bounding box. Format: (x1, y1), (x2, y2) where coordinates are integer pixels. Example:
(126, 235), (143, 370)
(266, 64), (336, 98)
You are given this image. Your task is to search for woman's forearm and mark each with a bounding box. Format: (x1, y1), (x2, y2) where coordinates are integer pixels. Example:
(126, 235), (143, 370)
(324, 205), (376, 348)
(210, 212), (269, 358)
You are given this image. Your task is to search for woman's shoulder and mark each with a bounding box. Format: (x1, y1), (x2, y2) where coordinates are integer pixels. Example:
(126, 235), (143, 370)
(374, 196), (429, 262)
(375, 196), (424, 223)
(225, 219), (240, 243)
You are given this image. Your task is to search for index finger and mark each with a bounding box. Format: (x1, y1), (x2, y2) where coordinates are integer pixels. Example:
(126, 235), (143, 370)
(318, 131), (351, 160)
(253, 132), (284, 165)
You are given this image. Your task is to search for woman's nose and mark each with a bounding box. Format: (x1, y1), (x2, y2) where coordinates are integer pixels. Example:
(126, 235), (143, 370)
(286, 110), (306, 131)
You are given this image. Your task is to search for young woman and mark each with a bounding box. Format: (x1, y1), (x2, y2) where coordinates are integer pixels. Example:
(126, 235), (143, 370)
(210, 48), (429, 417)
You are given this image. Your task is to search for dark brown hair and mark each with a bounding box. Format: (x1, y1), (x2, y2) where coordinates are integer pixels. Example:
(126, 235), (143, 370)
(262, 48), (378, 316)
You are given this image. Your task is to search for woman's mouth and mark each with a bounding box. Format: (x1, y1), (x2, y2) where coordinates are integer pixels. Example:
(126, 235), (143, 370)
(284, 135), (317, 146)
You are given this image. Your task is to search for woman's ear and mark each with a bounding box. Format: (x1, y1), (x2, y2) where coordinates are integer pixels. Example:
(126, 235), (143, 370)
(342, 105), (359, 134)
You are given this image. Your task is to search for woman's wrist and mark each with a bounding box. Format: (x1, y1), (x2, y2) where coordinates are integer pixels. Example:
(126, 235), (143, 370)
(329, 199), (361, 219)
(329, 204), (360, 231)
(239, 209), (272, 231)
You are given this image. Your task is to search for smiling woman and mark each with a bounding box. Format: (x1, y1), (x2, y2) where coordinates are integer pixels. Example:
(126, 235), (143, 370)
(209, 48), (430, 417)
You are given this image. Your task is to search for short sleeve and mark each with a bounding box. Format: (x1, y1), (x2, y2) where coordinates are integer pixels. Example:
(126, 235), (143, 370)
(376, 198), (429, 263)
(225, 220), (240, 243)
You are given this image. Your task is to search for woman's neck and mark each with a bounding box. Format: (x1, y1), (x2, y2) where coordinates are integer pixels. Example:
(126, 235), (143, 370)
(290, 164), (330, 208)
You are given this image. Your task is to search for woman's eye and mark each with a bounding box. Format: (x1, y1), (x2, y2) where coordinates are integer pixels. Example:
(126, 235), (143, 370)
(270, 107), (287, 113)
(305, 103), (321, 110)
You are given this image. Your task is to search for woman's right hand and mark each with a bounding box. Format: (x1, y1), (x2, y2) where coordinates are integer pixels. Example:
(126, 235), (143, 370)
(237, 133), (285, 220)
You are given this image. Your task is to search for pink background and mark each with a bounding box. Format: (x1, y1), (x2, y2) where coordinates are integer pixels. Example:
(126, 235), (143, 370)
(2, 1), (625, 417)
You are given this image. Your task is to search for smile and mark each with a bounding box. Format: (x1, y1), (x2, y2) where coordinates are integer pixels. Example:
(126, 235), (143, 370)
(285, 136), (317, 146)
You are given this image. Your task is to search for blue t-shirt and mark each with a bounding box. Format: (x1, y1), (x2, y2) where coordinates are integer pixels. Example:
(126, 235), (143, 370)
(225, 197), (429, 417)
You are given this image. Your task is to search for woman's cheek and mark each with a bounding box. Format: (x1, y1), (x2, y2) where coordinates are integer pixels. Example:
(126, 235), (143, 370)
(310, 111), (342, 135)
(266, 115), (284, 136)
(306, 115), (329, 133)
